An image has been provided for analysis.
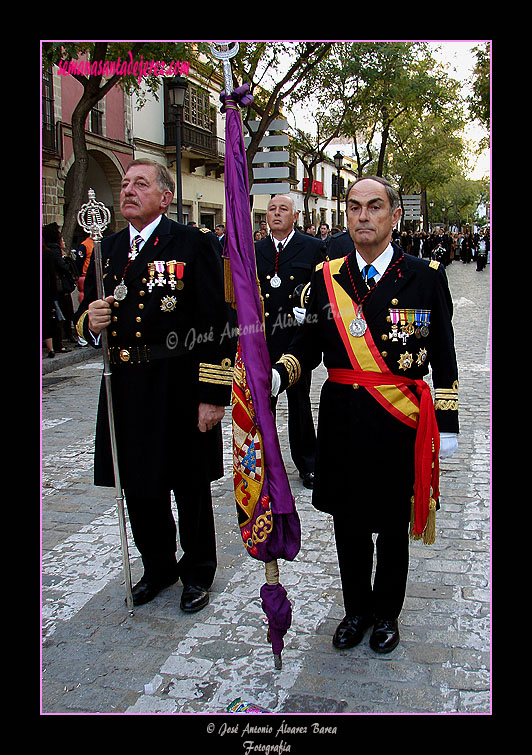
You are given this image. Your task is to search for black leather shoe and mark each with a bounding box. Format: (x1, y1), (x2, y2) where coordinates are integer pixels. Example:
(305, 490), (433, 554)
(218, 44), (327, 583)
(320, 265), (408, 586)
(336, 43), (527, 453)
(180, 584), (209, 613)
(300, 472), (314, 489)
(131, 572), (179, 606)
(332, 615), (373, 649)
(369, 618), (400, 654)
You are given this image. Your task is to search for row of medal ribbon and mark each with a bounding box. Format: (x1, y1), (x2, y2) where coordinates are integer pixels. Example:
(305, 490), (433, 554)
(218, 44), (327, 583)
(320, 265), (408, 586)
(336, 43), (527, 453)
(388, 308), (431, 343)
(146, 260), (186, 292)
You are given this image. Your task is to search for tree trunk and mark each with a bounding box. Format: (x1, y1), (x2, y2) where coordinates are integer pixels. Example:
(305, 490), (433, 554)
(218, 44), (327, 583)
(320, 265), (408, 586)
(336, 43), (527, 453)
(303, 163), (315, 226)
(59, 42), (143, 252)
(377, 120), (390, 177)
(61, 96), (93, 253)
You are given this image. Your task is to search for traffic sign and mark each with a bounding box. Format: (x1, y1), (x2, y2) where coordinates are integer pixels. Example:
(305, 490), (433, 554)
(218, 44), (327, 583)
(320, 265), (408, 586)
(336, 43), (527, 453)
(401, 194), (422, 219)
(245, 119), (290, 195)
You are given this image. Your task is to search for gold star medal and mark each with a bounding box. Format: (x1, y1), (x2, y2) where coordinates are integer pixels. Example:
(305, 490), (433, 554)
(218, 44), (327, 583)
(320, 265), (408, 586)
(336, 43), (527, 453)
(160, 295), (177, 312)
(398, 352), (413, 371)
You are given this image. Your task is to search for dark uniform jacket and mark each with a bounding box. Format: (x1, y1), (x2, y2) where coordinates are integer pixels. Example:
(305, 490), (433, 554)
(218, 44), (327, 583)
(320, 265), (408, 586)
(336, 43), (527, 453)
(274, 244), (459, 531)
(255, 229), (326, 363)
(326, 230), (354, 260)
(74, 215), (236, 497)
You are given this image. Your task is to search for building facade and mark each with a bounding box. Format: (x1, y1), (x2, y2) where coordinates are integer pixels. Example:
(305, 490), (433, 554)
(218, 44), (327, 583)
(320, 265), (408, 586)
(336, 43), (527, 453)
(42, 63), (134, 238)
(41, 59), (356, 246)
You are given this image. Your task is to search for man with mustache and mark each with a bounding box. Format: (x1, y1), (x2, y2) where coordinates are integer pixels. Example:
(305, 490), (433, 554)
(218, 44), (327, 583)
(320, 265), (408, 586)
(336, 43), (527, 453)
(271, 176), (459, 653)
(75, 159), (236, 613)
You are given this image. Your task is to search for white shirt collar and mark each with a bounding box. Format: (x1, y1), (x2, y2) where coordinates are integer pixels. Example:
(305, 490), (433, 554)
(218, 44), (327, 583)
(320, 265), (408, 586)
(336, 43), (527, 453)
(129, 215), (163, 246)
(270, 229), (295, 249)
(355, 243), (394, 279)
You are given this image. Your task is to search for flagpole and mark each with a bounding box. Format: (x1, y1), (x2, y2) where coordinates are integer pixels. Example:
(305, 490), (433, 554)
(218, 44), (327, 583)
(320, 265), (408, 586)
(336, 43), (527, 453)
(77, 190), (135, 616)
(211, 41), (287, 670)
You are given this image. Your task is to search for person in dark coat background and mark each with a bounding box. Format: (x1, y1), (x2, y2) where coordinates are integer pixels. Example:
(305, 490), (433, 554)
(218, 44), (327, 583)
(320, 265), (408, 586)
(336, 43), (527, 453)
(214, 223), (225, 253)
(254, 195), (326, 489)
(43, 222), (76, 352)
(75, 159), (236, 613)
(327, 227), (355, 260)
(42, 240), (59, 357)
(271, 177), (459, 654)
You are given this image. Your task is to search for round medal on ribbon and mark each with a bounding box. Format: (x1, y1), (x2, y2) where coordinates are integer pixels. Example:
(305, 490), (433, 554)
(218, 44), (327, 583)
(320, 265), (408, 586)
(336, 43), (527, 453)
(113, 282), (128, 301)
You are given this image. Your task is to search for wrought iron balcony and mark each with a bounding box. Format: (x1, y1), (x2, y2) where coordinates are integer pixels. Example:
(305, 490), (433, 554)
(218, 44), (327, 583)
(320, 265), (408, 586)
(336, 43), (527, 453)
(164, 121), (225, 160)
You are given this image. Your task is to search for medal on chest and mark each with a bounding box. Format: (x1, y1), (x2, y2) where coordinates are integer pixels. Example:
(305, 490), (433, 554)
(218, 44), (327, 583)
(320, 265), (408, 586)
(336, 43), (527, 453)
(389, 308), (431, 342)
(114, 260), (132, 301)
(113, 281), (128, 301)
(345, 252), (404, 340)
(270, 241), (284, 287)
(174, 261), (185, 290)
(155, 260), (167, 287)
(349, 305), (367, 337)
(113, 236), (144, 300)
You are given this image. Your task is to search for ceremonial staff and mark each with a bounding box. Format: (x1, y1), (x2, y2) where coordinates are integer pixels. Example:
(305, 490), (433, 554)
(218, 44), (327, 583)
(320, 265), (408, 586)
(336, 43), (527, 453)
(77, 189), (135, 615)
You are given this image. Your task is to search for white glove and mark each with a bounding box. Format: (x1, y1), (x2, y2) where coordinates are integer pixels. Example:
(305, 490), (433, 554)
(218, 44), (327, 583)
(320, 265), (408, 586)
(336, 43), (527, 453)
(439, 432), (458, 459)
(271, 369), (281, 398)
(293, 306), (306, 324)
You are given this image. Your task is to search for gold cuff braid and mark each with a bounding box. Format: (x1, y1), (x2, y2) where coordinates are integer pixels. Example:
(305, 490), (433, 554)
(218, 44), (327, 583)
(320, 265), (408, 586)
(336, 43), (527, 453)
(199, 358), (234, 386)
(75, 310), (89, 340)
(277, 354), (301, 387)
(434, 380), (459, 411)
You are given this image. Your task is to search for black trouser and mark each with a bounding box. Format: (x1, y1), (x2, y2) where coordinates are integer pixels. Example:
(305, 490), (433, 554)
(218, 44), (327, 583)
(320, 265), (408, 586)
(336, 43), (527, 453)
(124, 478), (217, 589)
(271, 370), (316, 476)
(333, 516), (410, 620)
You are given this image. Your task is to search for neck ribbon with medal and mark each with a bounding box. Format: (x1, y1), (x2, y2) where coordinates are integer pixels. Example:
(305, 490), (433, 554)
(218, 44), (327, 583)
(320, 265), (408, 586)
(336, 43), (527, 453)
(113, 235), (142, 301)
(270, 241), (283, 288)
(345, 251), (403, 337)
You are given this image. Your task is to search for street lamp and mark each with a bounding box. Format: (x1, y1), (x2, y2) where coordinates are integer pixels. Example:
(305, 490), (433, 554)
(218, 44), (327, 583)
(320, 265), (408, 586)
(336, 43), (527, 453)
(167, 76), (188, 223)
(333, 151), (343, 228)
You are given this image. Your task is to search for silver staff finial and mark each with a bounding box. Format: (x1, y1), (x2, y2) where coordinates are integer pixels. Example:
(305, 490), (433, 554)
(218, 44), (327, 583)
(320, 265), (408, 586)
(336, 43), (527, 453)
(210, 41), (239, 97)
(77, 188), (111, 241)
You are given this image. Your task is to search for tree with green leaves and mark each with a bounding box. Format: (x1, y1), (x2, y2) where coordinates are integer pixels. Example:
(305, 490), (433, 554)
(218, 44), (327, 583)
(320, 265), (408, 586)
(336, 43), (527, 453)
(387, 110), (466, 230)
(224, 42), (333, 193)
(336, 42), (463, 177)
(287, 43), (367, 224)
(467, 42), (490, 151)
(431, 174), (489, 230)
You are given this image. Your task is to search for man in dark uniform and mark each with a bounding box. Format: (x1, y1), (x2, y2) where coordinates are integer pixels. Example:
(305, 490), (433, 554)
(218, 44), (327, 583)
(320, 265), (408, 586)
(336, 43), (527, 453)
(255, 194), (326, 489)
(326, 228), (354, 261)
(75, 159), (236, 612)
(271, 177), (459, 653)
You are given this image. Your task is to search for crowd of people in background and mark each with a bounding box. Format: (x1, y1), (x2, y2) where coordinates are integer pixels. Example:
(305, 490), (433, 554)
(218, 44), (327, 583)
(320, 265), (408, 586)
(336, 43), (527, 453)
(391, 227), (490, 271)
(302, 221), (490, 271)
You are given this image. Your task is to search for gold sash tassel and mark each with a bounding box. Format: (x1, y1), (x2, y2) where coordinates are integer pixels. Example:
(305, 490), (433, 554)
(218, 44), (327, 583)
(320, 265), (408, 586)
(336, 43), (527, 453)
(410, 495), (437, 544)
(223, 256), (237, 308)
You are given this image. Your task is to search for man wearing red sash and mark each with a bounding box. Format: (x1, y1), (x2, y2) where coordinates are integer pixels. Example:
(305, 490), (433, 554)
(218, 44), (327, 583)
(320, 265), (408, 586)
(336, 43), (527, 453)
(272, 177), (458, 653)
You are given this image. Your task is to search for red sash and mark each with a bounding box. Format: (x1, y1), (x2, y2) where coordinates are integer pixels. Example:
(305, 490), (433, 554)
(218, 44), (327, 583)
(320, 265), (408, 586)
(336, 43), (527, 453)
(322, 258), (439, 538)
